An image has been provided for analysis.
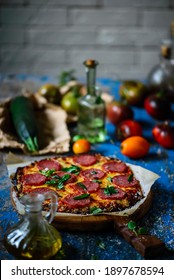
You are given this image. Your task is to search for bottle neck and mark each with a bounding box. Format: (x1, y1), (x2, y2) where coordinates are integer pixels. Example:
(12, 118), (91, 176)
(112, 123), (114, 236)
(84, 60), (98, 95)
(25, 208), (42, 216)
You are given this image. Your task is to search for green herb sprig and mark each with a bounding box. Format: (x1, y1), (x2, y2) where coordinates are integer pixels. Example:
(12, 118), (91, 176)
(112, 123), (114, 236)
(77, 182), (87, 190)
(104, 186), (118, 196)
(127, 220), (148, 236)
(127, 173), (133, 182)
(40, 169), (55, 177)
(90, 206), (103, 215)
(62, 165), (81, 175)
(73, 193), (90, 200)
(96, 239), (106, 250)
(46, 174), (71, 189)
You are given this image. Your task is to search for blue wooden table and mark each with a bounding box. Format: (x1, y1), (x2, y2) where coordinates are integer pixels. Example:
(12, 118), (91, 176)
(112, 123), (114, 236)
(0, 75), (173, 260)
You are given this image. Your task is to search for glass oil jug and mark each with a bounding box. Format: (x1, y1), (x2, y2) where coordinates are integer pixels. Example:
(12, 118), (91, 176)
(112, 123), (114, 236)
(77, 59), (106, 143)
(4, 191), (62, 260)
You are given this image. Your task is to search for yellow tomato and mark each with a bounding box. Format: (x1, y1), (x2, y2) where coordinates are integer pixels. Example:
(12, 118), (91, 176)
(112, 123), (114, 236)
(72, 139), (91, 154)
(121, 136), (150, 158)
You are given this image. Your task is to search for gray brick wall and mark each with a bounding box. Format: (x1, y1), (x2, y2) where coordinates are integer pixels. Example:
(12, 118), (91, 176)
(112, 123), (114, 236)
(0, 0), (174, 80)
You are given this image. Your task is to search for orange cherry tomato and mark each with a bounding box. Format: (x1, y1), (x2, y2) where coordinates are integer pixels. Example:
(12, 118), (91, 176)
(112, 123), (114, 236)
(72, 139), (91, 154)
(120, 136), (150, 158)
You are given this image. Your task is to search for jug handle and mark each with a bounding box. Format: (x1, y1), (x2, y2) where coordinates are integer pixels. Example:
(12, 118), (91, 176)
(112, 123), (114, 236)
(43, 191), (58, 224)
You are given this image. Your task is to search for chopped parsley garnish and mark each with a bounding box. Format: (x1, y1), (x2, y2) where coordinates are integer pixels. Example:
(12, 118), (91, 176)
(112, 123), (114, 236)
(92, 180), (101, 184)
(73, 193), (90, 200)
(40, 169), (55, 177)
(107, 177), (113, 182)
(77, 182), (87, 190)
(90, 206), (103, 214)
(62, 165), (81, 175)
(127, 173), (133, 182)
(104, 186), (118, 196)
(90, 170), (98, 175)
(46, 174), (71, 189)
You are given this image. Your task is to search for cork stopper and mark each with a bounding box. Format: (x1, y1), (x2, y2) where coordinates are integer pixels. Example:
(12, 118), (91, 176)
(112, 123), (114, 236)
(161, 41), (172, 59)
(84, 59), (98, 68)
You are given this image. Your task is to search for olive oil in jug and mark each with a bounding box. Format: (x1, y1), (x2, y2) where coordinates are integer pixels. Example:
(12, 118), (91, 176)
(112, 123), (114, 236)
(4, 191), (62, 259)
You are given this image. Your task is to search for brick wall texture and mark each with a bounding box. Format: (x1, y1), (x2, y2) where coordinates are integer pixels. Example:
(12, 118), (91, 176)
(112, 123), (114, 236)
(0, 0), (174, 80)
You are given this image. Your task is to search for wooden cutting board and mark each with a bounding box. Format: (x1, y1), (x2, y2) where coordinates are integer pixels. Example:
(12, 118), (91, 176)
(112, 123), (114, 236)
(52, 190), (165, 259)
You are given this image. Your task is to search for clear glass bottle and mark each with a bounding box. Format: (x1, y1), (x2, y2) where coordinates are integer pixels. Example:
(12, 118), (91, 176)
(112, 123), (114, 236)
(4, 192), (62, 260)
(147, 36), (174, 102)
(77, 59), (106, 143)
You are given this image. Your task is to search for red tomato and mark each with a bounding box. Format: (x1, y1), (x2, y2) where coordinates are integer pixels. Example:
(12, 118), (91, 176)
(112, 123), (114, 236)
(115, 119), (142, 141)
(152, 122), (174, 149)
(106, 101), (134, 125)
(144, 93), (171, 120)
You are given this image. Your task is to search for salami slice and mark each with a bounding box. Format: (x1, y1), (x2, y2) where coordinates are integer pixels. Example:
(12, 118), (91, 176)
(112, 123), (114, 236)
(60, 194), (91, 208)
(81, 168), (105, 180)
(21, 173), (47, 186)
(68, 184), (86, 194)
(112, 174), (139, 188)
(73, 154), (97, 166)
(97, 187), (126, 200)
(37, 159), (61, 171)
(102, 161), (128, 173)
(80, 180), (100, 193)
(27, 187), (55, 194)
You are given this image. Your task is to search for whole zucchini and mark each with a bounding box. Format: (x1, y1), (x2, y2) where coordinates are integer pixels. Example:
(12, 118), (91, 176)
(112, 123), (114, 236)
(10, 96), (39, 152)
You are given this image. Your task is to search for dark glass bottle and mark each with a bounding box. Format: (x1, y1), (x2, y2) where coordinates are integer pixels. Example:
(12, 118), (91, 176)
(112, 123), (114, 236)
(77, 59), (106, 143)
(147, 38), (174, 101)
(4, 192), (62, 259)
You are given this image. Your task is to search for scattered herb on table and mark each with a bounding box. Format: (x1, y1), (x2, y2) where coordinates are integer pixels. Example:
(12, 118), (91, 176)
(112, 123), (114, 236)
(127, 220), (148, 236)
(96, 239), (106, 250)
(91, 254), (98, 260)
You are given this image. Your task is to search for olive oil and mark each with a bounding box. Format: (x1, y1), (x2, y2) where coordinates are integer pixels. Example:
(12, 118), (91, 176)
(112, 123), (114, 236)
(77, 60), (106, 143)
(4, 192), (62, 259)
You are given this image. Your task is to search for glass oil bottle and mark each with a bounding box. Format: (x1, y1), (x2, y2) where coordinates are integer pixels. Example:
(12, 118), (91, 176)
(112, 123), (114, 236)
(147, 21), (174, 101)
(4, 191), (62, 260)
(77, 59), (106, 143)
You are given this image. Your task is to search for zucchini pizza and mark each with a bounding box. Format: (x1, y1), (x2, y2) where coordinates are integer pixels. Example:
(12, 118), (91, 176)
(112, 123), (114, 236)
(11, 154), (145, 215)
